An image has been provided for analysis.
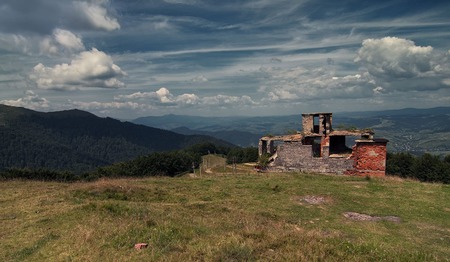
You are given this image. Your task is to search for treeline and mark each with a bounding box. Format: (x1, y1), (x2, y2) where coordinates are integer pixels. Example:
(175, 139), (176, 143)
(387, 152), (450, 184)
(0, 143), (258, 182)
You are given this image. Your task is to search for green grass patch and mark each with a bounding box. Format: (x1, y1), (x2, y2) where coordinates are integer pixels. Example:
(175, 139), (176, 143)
(12, 233), (59, 261)
(0, 169), (449, 261)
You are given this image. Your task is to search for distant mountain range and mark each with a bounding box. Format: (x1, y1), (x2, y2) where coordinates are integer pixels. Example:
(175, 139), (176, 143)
(0, 105), (233, 172)
(133, 107), (450, 155)
(132, 114), (302, 146)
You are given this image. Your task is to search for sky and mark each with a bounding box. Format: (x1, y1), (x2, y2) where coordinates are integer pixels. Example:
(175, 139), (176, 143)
(1, 0), (450, 119)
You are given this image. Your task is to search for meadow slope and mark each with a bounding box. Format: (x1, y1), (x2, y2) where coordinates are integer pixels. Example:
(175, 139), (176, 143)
(1, 167), (449, 261)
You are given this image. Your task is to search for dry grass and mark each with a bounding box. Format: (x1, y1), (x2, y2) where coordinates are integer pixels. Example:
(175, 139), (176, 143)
(1, 168), (449, 261)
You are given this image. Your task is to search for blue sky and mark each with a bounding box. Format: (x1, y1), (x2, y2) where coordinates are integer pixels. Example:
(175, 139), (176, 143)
(1, 0), (449, 119)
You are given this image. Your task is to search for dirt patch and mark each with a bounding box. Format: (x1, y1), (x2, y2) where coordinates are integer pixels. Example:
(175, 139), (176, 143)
(300, 195), (331, 205)
(343, 212), (401, 223)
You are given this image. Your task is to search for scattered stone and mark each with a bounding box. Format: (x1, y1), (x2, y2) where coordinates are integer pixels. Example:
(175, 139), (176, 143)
(134, 243), (148, 250)
(343, 212), (401, 223)
(302, 195), (328, 205)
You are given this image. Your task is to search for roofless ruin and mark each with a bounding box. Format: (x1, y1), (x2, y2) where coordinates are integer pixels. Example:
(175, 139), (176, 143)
(258, 112), (388, 176)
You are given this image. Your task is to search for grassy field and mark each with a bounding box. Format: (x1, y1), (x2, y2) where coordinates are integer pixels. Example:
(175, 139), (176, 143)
(1, 165), (449, 261)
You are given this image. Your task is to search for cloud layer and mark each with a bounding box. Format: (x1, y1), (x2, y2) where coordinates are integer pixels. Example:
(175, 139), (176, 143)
(1, 1), (450, 118)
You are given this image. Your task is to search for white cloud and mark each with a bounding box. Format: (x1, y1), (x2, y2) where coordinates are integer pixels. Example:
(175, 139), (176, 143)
(115, 87), (199, 106)
(115, 88), (256, 108)
(53, 29), (85, 51)
(73, 1), (120, 31)
(176, 93), (200, 105)
(355, 37), (450, 92)
(30, 48), (126, 90)
(114, 88), (175, 104)
(39, 28), (85, 55)
(355, 37), (436, 79)
(39, 36), (60, 55)
(0, 90), (49, 109)
(1, 28), (85, 56)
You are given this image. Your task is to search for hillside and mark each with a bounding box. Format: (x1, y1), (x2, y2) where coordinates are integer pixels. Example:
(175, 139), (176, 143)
(132, 114), (300, 136)
(0, 105), (233, 172)
(171, 127), (260, 147)
(1, 170), (448, 261)
(133, 107), (450, 154)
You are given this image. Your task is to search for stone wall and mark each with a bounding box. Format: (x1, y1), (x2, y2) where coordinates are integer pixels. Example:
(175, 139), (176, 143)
(271, 142), (353, 174)
(302, 115), (314, 133)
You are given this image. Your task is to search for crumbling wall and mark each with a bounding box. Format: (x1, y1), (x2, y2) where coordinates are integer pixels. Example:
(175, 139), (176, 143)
(302, 115), (314, 133)
(271, 142), (353, 174)
(258, 139), (275, 156)
(319, 114), (332, 136)
(346, 140), (388, 177)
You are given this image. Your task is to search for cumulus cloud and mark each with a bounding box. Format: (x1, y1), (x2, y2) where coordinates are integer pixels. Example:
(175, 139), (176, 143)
(176, 93), (200, 105)
(73, 1), (120, 31)
(0, 90), (49, 109)
(53, 29), (85, 51)
(39, 28), (85, 55)
(30, 48), (126, 90)
(355, 37), (450, 92)
(355, 37), (436, 79)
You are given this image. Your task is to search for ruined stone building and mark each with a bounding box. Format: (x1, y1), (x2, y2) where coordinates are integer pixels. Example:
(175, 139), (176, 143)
(258, 112), (388, 176)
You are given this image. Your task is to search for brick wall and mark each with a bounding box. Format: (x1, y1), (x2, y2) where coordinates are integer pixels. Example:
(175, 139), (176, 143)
(347, 140), (388, 177)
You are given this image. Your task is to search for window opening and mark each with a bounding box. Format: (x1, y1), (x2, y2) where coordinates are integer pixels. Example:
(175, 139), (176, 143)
(312, 137), (321, 157)
(313, 115), (319, 134)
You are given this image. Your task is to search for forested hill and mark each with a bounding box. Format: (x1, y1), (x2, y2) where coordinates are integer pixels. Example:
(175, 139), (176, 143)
(0, 105), (233, 172)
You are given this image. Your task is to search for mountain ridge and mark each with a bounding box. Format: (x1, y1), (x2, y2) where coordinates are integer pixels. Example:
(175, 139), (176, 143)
(0, 105), (234, 172)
